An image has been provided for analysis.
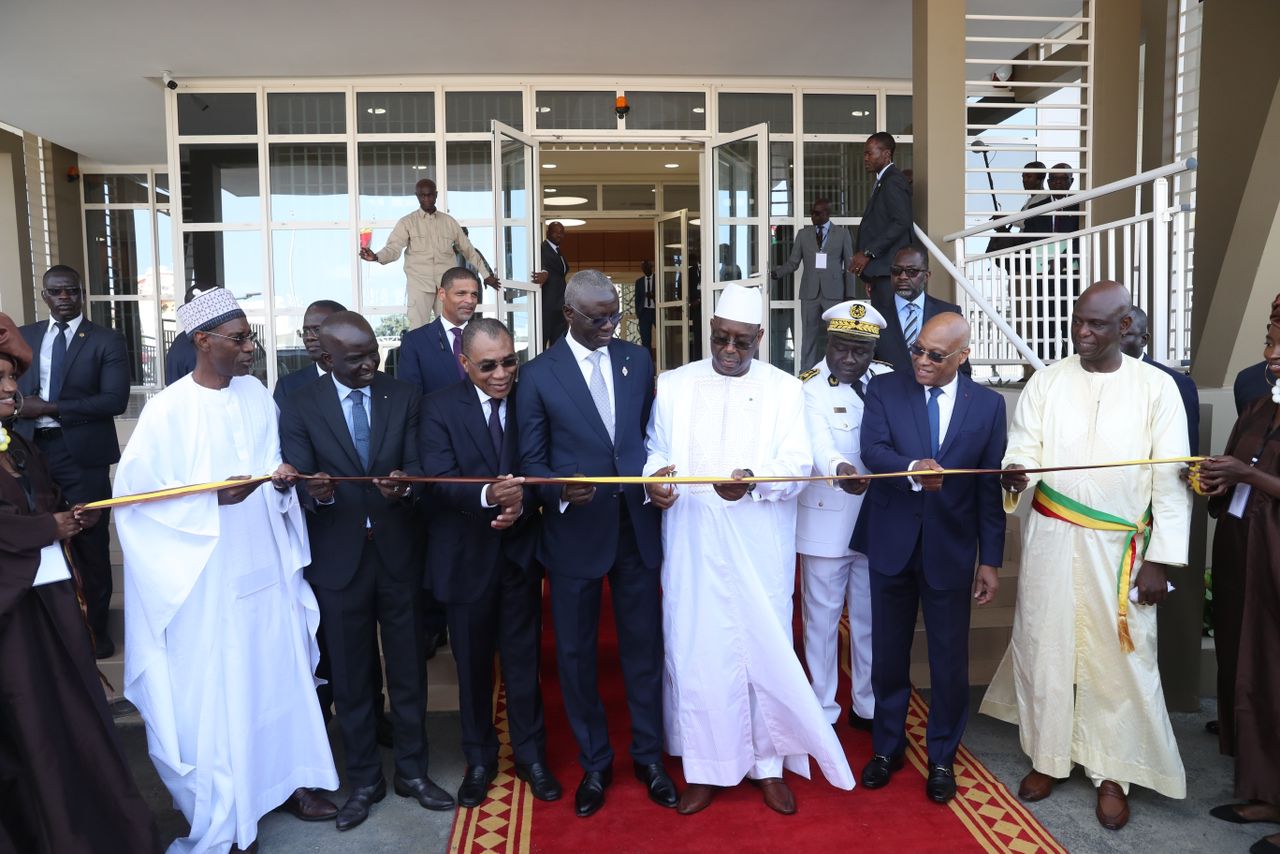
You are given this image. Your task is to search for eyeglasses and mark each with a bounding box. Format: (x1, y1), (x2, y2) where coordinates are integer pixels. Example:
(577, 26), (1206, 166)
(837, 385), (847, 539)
(43, 286), (82, 297)
(909, 342), (966, 364)
(710, 333), (758, 351)
(472, 355), (519, 373)
(569, 304), (622, 329)
(203, 330), (260, 347)
(299, 325), (321, 339)
(889, 266), (927, 278)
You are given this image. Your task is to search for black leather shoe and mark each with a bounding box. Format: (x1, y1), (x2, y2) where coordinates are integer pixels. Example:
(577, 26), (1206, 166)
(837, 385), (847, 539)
(861, 754), (904, 789)
(457, 766), (498, 808)
(335, 779), (386, 831)
(633, 761), (678, 808)
(94, 634), (115, 659)
(926, 764), (957, 803)
(394, 774), (455, 811)
(847, 709), (874, 731)
(574, 768), (613, 818)
(515, 761), (562, 802)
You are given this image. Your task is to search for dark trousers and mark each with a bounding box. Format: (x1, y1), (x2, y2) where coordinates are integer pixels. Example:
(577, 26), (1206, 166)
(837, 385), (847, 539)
(869, 538), (972, 767)
(36, 431), (112, 637)
(862, 274), (892, 305)
(312, 540), (427, 787)
(637, 306), (655, 353)
(548, 507), (663, 771)
(543, 282), (567, 347)
(314, 621), (387, 727)
(449, 559), (546, 768)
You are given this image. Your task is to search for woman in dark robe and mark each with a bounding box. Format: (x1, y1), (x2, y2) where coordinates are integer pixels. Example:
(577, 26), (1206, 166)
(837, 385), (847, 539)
(1200, 302), (1280, 854)
(0, 312), (158, 853)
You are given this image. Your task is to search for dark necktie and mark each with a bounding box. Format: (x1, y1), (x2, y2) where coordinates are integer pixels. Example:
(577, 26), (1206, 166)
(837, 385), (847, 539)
(47, 321), (69, 403)
(348, 390), (370, 470)
(853, 378), (866, 401)
(927, 387), (942, 457)
(816, 225), (825, 249)
(488, 398), (504, 457)
(450, 327), (465, 379)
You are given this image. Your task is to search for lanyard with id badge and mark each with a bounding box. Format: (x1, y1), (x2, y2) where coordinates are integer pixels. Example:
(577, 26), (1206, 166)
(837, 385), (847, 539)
(814, 225), (828, 270)
(1227, 420), (1280, 518)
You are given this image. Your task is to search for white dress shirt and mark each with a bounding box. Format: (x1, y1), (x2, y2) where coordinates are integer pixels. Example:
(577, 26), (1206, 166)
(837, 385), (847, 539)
(36, 314), (84, 428)
(909, 371), (961, 491)
(564, 333), (615, 416)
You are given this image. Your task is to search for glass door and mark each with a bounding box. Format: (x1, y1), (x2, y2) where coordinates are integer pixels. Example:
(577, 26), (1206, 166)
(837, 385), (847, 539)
(655, 209), (689, 371)
(707, 122), (771, 361)
(491, 120), (541, 362)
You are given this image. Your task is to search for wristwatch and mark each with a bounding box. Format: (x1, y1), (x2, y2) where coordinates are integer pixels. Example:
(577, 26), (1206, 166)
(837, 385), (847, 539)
(742, 468), (756, 493)
(864, 250), (876, 260)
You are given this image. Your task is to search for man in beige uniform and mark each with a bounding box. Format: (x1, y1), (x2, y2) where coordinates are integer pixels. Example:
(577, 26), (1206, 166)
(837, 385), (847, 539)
(359, 178), (500, 327)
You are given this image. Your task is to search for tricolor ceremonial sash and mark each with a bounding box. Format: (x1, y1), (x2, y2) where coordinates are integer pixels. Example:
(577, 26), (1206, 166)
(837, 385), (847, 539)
(1031, 482), (1152, 654)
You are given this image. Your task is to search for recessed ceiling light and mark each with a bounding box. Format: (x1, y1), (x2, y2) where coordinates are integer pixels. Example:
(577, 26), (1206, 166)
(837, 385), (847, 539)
(664, 243), (682, 249)
(537, 106), (551, 113)
(664, 163), (680, 169)
(692, 107), (705, 114)
(689, 218), (701, 226)
(366, 107), (387, 115)
(410, 164), (428, 170)
(544, 187), (558, 193)
(850, 110), (868, 117)
(558, 218), (586, 227)
(542, 163), (557, 169)
(544, 196), (589, 206)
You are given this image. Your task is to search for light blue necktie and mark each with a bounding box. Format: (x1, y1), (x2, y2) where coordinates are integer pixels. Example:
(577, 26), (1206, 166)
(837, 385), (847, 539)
(927, 386), (942, 457)
(587, 350), (614, 443)
(348, 389), (370, 470)
(903, 303), (920, 347)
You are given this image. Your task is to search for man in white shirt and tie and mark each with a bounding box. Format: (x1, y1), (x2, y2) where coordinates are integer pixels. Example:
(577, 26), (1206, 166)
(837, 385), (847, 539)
(772, 198), (855, 371)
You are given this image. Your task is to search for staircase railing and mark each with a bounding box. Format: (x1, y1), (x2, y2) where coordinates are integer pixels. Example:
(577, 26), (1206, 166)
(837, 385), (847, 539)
(941, 159), (1197, 373)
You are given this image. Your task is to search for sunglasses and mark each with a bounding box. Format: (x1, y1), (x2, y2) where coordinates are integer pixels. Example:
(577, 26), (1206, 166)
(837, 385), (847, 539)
(203, 330), (260, 346)
(569, 304), (622, 329)
(472, 355), (519, 373)
(908, 343), (966, 364)
(889, 266), (927, 277)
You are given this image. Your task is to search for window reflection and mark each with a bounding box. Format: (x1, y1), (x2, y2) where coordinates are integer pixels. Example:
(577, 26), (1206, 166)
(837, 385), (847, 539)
(359, 142), (436, 222)
(180, 144), (261, 224)
(269, 144), (348, 222)
(445, 142), (492, 221)
(85, 210), (153, 297)
(270, 229), (354, 310)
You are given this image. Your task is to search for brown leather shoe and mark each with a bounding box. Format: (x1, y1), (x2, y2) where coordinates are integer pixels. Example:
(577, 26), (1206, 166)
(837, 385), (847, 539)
(677, 783), (718, 815)
(1095, 780), (1130, 830)
(749, 777), (796, 815)
(278, 787), (339, 821)
(1018, 770), (1058, 802)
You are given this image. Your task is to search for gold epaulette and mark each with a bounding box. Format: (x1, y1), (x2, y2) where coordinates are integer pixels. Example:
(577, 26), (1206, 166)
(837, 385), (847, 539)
(800, 367), (821, 382)
(872, 359), (894, 369)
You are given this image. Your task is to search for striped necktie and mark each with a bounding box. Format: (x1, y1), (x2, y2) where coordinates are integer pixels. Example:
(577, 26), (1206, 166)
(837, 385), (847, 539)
(903, 303), (921, 347)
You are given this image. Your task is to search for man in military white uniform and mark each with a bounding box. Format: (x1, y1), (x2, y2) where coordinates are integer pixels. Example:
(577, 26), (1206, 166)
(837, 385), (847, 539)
(797, 300), (891, 730)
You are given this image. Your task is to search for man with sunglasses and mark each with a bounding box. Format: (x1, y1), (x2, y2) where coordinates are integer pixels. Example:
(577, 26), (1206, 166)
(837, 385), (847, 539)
(870, 246), (964, 374)
(517, 270), (675, 818)
(14, 265), (129, 658)
(854, 311), (1005, 805)
(420, 318), (558, 809)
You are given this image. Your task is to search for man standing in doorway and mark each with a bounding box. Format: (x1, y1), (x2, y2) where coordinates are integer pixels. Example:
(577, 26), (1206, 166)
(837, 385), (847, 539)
(635, 260), (656, 355)
(15, 265), (129, 659)
(359, 178), (500, 329)
(849, 133), (912, 306)
(533, 221), (570, 347)
(773, 198), (855, 370)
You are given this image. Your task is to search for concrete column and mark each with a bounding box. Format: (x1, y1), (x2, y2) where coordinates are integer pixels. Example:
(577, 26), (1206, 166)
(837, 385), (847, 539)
(0, 133), (34, 321)
(1090, 0), (1142, 232)
(911, 0), (966, 300)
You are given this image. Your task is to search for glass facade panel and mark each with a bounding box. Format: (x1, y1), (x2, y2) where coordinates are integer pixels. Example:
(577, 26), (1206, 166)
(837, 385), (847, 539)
(445, 91), (523, 133)
(770, 141), (794, 217)
(769, 307), (796, 375)
(662, 184), (699, 212)
(625, 91), (706, 131)
(180, 144), (261, 224)
(359, 142), (436, 222)
(267, 92), (346, 134)
(357, 92), (435, 134)
(91, 301), (160, 386)
(602, 184), (656, 211)
(445, 141), (492, 220)
(769, 224), (795, 299)
(85, 210), (153, 297)
(270, 229), (354, 310)
(360, 226), (407, 307)
(177, 93), (257, 136)
(715, 139), (758, 219)
(803, 141), (869, 216)
(715, 225), (757, 280)
(84, 174), (149, 205)
(718, 92), (793, 133)
(364, 312), (406, 376)
(498, 137), (528, 219)
(269, 144), (348, 222)
(802, 93), (876, 135)
(155, 173), (170, 205)
(502, 288), (534, 363)
(541, 184), (598, 211)
(536, 91), (616, 130)
(182, 230), (265, 300)
(887, 94), (913, 135)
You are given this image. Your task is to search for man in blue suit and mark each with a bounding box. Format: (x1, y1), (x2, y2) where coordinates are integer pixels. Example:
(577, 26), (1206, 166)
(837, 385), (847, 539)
(852, 311), (1006, 804)
(397, 266), (483, 657)
(516, 270), (677, 818)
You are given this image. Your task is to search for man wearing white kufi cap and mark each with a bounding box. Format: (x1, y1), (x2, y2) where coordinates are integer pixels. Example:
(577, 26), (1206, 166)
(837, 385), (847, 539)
(797, 301), (891, 734)
(644, 283), (855, 817)
(116, 289), (339, 853)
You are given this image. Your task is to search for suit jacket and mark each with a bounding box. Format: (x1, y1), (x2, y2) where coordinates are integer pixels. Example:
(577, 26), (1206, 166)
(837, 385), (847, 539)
(775, 224), (854, 301)
(279, 371), (425, 590)
(541, 241), (570, 293)
(164, 331), (196, 384)
(272, 363), (323, 407)
(398, 318), (465, 396)
(855, 163), (913, 280)
(1233, 360), (1270, 415)
(634, 274), (656, 313)
(872, 293), (969, 375)
(852, 369), (1006, 591)
(515, 336), (661, 577)
(1144, 354), (1200, 455)
(16, 318), (129, 468)
(419, 379), (540, 603)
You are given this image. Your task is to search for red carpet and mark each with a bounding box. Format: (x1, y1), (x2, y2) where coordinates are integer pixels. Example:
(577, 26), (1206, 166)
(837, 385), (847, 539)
(450, 580), (1065, 854)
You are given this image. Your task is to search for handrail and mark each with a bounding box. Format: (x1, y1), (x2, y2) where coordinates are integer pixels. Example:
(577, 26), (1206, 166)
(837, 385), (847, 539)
(913, 224), (1046, 371)
(943, 158), (1197, 243)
